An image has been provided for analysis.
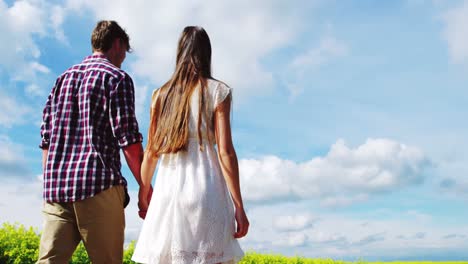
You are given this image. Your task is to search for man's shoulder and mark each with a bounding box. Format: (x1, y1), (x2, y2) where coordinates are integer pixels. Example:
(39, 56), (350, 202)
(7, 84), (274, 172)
(54, 64), (80, 83)
(85, 59), (129, 80)
(56, 56), (133, 86)
(103, 65), (133, 86)
(96, 60), (128, 78)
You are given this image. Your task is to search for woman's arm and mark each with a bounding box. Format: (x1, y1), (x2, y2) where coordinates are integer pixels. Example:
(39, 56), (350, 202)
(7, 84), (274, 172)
(214, 95), (249, 238)
(138, 152), (157, 219)
(138, 90), (161, 219)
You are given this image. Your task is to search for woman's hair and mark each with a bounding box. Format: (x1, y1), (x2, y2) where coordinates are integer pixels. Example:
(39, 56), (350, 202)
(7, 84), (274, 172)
(146, 26), (212, 158)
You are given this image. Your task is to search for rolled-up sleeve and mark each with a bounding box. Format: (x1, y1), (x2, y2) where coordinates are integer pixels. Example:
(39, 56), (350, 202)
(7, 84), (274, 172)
(109, 74), (143, 148)
(39, 87), (54, 149)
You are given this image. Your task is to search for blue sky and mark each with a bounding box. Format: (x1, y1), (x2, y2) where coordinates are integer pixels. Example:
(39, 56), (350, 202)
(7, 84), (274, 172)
(1, 0), (468, 261)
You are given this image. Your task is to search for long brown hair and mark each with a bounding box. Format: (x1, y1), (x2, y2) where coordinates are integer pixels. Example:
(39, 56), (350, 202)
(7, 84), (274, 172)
(146, 26), (212, 158)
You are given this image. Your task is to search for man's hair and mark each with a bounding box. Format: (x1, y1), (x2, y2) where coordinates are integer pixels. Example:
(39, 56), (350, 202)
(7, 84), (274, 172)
(91, 20), (131, 52)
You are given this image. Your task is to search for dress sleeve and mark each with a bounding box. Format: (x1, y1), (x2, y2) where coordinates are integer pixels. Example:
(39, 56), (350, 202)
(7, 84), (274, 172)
(213, 82), (232, 109)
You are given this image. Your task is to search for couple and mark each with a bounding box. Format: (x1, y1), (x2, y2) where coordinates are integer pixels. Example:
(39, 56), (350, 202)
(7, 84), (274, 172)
(37, 20), (249, 264)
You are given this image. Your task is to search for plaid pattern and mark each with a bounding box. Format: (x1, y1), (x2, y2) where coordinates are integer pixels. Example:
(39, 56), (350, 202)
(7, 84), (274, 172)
(40, 54), (142, 202)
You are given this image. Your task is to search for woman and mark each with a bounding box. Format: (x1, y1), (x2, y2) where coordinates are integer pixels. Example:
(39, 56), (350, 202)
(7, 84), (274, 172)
(132, 26), (249, 264)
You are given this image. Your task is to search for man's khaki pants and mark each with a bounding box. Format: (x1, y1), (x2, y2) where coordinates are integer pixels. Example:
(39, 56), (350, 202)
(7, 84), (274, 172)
(37, 185), (125, 264)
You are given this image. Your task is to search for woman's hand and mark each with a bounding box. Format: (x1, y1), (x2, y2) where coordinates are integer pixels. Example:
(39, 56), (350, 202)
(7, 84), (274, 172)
(138, 185), (153, 219)
(234, 207), (249, 239)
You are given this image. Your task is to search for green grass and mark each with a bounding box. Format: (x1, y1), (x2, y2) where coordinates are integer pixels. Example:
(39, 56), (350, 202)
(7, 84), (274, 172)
(1, 223), (467, 264)
(239, 252), (468, 264)
(240, 251), (347, 264)
(366, 263), (468, 264)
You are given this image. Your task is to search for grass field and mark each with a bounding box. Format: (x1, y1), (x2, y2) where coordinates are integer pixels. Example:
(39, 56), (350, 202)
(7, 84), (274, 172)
(239, 252), (468, 264)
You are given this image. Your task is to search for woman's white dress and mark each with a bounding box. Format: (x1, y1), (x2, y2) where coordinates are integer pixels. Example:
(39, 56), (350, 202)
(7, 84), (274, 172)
(132, 80), (244, 264)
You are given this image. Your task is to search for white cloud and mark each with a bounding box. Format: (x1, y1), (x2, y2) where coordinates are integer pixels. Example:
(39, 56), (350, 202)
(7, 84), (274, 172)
(234, 201), (468, 258)
(441, 0), (468, 63)
(274, 214), (315, 232)
(25, 83), (45, 97)
(0, 0), (65, 90)
(319, 194), (369, 207)
(0, 135), (31, 179)
(353, 232), (386, 246)
(7, 0), (46, 35)
(240, 138), (431, 205)
(439, 177), (468, 197)
(443, 234), (467, 240)
(286, 33), (348, 99)
(30, 61), (51, 74)
(65, 0), (309, 101)
(50, 5), (68, 44)
(406, 210), (433, 223)
(273, 232), (309, 247)
(429, 144), (468, 198)
(291, 35), (348, 70)
(238, 202), (468, 259)
(0, 95), (32, 128)
(413, 232), (426, 239)
(134, 83), (151, 120)
(0, 135), (25, 163)
(0, 178), (43, 228)
(0, 0), (42, 78)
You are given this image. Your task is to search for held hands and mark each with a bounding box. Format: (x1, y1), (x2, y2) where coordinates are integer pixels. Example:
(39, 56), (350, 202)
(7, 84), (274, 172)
(234, 207), (249, 239)
(138, 185), (153, 219)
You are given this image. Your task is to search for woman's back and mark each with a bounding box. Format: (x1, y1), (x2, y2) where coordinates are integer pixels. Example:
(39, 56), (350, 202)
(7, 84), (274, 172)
(133, 78), (243, 264)
(154, 78), (231, 148)
(133, 26), (247, 264)
(190, 79), (230, 142)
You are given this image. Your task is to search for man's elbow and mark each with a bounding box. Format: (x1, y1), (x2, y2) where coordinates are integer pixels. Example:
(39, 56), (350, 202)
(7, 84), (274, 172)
(123, 143), (144, 157)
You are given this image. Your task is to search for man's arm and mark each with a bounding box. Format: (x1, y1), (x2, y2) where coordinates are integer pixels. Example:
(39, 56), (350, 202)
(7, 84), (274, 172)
(40, 82), (56, 174)
(122, 143), (144, 185)
(109, 74), (144, 184)
(42, 149), (48, 173)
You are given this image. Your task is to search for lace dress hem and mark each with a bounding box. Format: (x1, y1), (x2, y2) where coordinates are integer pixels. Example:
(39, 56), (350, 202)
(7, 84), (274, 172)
(132, 250), (244, 264)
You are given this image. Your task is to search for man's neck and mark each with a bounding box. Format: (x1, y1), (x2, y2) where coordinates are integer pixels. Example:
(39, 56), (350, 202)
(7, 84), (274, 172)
(93, 51), (107, 57)
(92, 51), (120, 68)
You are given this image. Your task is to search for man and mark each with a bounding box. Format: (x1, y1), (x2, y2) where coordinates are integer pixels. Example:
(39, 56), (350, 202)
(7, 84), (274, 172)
(38, 20), (145, 263)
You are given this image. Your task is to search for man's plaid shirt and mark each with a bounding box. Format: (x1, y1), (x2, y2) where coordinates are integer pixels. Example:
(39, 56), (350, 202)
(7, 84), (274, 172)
(39, 54), (143, 202)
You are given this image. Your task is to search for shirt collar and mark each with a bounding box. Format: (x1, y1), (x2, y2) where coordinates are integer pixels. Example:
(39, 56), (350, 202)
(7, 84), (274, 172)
(83, 54), (110, 63)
